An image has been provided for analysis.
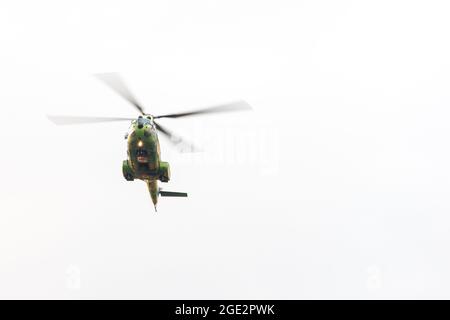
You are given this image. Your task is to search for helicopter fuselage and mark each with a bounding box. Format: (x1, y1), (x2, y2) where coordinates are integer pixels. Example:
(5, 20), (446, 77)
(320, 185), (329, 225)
(122, 115), (171, 208)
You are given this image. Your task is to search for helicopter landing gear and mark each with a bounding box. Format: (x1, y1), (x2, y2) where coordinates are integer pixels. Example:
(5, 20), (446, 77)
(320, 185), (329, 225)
(122, 160), (134, 181)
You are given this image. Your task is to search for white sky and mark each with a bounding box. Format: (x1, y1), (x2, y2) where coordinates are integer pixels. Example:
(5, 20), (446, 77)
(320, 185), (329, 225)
(1, 0), (450, 299)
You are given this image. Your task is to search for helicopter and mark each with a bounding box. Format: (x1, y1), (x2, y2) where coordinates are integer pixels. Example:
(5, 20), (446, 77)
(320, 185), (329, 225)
(47, 73), (252, 211)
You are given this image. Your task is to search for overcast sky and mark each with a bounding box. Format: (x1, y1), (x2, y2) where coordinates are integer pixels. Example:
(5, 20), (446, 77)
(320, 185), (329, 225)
(1, 0), (450, 299)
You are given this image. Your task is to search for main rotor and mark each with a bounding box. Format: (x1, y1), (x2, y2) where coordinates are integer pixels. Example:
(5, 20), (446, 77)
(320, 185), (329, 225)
(47, 73), (252, 152)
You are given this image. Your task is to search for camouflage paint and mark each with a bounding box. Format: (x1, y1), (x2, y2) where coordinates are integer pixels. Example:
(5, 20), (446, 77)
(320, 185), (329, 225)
(122, 115), (169, 210)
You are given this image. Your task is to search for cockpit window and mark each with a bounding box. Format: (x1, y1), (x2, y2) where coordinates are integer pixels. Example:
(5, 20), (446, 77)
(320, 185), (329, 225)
(137, 117), (152, 128)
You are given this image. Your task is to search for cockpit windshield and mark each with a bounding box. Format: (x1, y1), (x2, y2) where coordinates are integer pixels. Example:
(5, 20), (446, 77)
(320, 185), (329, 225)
(137, 117), (151, 127)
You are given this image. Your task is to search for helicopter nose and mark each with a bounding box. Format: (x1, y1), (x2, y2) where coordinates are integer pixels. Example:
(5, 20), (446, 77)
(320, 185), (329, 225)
(136, 149), (148, 156)
(135, 147), (149, 163)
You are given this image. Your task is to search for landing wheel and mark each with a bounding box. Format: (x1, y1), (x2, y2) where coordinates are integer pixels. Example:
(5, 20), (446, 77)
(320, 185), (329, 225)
(122, 160), (135, 181)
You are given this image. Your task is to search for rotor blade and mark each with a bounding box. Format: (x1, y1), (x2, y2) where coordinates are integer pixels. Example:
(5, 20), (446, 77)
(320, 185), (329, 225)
(154, 100), (252, 119)
(47, 115), (134, 125)
(154, 121), (201, 153)
(95, 73), (146, 115)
